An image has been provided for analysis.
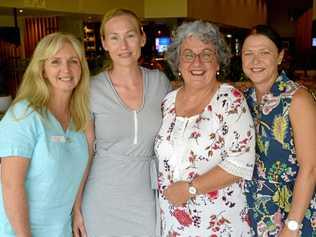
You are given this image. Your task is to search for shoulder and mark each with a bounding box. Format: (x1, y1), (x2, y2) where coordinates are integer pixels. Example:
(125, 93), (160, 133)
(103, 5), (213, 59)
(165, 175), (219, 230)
(214, 84), (251, 119)
(142, 67), (171, 91)
(216, 83), (246, 104)
(5, 100), (36, 121)
(161, 89), (177, 112)
(0, 100), (40, 141)
(90, 72), (113, 99)
(291, 87), (316, 114)
(91, 71), (106, 88)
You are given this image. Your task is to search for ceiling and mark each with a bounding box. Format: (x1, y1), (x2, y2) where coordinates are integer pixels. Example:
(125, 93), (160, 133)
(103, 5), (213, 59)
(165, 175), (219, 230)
(0, 1), (314, 22)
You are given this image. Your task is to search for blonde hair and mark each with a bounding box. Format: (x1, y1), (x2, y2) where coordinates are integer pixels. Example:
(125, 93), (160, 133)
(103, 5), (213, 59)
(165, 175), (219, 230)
(100, 8), (143, 70)
(13, 32), (90, 131)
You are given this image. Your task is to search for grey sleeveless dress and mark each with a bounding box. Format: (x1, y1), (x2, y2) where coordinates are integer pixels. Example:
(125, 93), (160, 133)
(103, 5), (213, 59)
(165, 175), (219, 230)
(82, 67), (170, 237)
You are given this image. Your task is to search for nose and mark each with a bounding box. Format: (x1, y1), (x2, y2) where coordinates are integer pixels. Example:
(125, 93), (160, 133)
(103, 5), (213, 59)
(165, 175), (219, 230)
(192, 54), (203, 65)
(61, 61), (71, 73)
(252, 54), (261, 64)
(120, 38), (128, 49)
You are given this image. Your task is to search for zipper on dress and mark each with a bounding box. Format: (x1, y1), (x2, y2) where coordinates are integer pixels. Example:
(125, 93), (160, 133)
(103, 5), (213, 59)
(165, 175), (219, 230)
(133, 110), (138, 145)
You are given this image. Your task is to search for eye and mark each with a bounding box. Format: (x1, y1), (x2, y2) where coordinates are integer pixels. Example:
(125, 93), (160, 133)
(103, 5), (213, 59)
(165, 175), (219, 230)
(109, 35), (119, 41)
(260, 51), (271, 56)
(127, 32), (136, 38)
(201, 52), (213, 62)
(49, 59), (60, 65)
(182, 50), (194, 61)
(184, 53), (194, 61)
(69, 58), (80, 65)
(243, 51), (253, 56)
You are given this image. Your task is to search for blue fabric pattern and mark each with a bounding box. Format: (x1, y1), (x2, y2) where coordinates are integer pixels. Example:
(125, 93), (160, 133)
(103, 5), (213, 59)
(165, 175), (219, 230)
(244, 73), (316, 236)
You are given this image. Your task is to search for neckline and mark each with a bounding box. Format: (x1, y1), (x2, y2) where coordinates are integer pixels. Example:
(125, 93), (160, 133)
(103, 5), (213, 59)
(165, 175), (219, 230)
(174, 83), (221, 119)
(47, 110), (70, 134)
(105, 67), (145, 112)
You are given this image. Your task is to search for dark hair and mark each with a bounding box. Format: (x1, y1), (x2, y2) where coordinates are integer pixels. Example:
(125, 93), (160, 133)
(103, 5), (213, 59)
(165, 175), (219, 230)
(244, 25), (283, 52)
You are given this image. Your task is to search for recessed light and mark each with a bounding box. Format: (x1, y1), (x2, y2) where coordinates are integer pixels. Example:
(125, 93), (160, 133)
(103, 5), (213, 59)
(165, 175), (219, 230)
(19, 9), (23, 13)
(226, 34), (232, 38)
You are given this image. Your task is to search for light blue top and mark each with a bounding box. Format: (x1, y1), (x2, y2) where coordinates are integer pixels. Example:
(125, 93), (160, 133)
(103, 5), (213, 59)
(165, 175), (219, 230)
(0, 100), (88, 237)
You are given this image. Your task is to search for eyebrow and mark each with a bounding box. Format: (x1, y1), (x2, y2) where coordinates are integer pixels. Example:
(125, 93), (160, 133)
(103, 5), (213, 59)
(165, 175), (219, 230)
(107, 29), (138, 35)
(48, 56), (79, 60)
(183, 48), (215, 52)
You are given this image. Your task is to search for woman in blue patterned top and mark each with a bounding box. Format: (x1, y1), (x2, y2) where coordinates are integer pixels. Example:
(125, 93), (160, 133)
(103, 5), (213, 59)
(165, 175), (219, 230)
(242, 25), (316, 236)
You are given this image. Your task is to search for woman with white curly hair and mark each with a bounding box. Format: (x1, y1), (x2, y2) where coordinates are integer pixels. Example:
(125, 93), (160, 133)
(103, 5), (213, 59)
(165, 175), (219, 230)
(154, 20), (256, 236)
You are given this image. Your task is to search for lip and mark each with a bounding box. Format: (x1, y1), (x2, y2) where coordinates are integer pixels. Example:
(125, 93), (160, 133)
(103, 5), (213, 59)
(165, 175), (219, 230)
(58, 77), (73, 81)
(250, 67), (265, 73)
(190, 70), (206, 76)
(118, 52), (132, 57)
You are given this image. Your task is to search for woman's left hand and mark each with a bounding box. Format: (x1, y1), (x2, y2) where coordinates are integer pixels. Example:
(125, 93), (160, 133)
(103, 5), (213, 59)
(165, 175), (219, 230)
(278, 227), (299, 237)
(164, 181), (190, 206)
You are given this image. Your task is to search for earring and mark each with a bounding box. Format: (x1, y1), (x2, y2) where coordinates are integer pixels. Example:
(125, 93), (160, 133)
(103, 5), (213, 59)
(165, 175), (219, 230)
(216, 71), (220, 76)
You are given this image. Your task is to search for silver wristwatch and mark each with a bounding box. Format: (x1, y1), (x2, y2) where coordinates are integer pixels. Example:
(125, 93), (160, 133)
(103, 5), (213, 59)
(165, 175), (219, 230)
(285, 219), (300, 231)
(188, 182), (197, 196)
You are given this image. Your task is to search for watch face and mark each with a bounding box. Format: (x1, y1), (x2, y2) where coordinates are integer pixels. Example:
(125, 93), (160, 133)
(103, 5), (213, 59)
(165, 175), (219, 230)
(188, 186), (197, 195)
(287, 220), (299, 231)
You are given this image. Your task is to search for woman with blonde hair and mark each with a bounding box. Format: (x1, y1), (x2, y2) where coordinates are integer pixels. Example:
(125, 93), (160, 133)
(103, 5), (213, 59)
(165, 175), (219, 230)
(72, 8), (171, 237)
(0, 32), (90, 237)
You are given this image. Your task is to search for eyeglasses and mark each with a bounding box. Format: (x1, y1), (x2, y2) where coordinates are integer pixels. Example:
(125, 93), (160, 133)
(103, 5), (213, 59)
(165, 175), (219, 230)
(181, 49), (217, 63)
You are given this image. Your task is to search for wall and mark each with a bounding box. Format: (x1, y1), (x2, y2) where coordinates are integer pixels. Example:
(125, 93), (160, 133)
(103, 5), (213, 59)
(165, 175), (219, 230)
(267, 0), (296, 37)
(0, 15), (15, 26)
(59, 16), (84, 40)
(188, 0), (267, 28)
(314, 0), (316, 19)
(144, 0), (187, 18)
(0, 0), (144, 16)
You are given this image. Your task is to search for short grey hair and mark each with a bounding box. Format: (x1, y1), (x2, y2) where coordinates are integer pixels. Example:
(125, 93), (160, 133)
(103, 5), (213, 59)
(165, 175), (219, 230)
(165, 20), (231, 75)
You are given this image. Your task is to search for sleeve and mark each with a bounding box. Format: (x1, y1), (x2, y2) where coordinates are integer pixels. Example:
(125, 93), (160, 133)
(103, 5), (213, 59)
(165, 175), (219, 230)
(0, 102), (38, 159)
(157, 70), (173, 94)
(217, 89), (256, 180)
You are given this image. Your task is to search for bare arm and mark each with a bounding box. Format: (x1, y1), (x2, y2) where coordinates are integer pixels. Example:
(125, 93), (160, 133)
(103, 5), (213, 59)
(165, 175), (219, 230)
(280, 88), (316, 235)
(72, 120), (95, 237)
(164, 166), (240, 206)
(1, 157), (31, 237)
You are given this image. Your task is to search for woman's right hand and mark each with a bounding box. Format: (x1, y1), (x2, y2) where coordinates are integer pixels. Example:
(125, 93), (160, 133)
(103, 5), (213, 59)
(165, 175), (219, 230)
(72, 208), (87, 237)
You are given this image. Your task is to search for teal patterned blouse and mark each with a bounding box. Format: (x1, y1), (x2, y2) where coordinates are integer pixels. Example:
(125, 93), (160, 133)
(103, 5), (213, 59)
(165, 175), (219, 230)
(244, 73), (316, 236)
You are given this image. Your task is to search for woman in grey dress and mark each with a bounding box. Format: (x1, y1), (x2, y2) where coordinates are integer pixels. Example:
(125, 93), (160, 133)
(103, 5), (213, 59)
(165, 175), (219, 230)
(72, 8), (170, 237)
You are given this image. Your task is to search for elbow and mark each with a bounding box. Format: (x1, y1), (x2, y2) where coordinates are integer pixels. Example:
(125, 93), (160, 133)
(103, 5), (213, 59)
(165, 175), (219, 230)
(299, 165), (316, 184)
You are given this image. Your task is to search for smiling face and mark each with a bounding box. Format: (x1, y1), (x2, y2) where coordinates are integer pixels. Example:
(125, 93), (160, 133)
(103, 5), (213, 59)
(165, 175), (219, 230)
(178, 36), (219, 89)
(43, 42), (81, 96)
(102, 14), (146, 68)
(242, 34), (284, 88)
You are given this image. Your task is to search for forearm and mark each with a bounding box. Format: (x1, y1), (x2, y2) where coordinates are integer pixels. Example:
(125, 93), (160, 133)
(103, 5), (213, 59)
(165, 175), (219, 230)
(2, 183), (31, 237)
(73, 138), (94, 212)
(287, 167), (316, 223)
(192, 165), (241, 194)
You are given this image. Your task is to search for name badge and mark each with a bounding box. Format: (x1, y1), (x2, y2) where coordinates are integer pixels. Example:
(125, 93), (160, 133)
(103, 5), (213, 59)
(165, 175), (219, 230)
(50, 135), (66, 143)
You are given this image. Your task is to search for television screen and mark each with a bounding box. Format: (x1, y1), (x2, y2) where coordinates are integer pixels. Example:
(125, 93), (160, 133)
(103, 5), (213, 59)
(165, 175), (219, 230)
(312, 37), (316, 47)
(155, 37), (171, 53)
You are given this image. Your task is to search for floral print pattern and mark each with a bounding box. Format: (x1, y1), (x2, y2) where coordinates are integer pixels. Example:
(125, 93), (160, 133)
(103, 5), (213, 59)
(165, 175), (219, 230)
(155, 84), (255, 236)
(244, 73), (316, 236)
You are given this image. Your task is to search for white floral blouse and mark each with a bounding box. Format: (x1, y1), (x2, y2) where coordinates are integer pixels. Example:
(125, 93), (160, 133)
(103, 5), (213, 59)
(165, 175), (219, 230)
(155, 83), (256, 237)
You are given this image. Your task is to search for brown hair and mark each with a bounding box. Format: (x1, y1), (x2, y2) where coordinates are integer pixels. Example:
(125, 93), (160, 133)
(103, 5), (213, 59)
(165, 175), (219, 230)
(100, 8), (142, 40)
